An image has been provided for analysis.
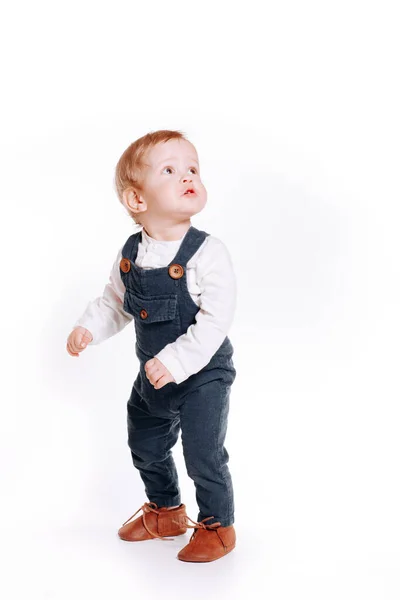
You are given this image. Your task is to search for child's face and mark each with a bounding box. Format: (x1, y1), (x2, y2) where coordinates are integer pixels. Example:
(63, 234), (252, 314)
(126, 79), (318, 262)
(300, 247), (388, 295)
(134, 138), (207, 224)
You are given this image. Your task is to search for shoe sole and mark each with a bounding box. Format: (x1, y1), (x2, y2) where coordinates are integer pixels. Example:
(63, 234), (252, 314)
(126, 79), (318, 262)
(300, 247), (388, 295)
(177, 544), (236, 562)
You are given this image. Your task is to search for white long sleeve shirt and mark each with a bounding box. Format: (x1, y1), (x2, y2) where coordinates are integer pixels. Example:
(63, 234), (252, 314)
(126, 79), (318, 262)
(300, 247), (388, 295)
(73, 227), (237, 385)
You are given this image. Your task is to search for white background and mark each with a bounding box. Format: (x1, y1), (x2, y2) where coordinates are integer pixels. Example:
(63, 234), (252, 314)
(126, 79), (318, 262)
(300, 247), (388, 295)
(1, 0), (399, 598)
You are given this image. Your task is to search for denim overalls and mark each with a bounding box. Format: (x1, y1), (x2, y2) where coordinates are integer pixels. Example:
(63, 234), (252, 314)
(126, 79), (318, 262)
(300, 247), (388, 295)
(119, 225), (237, 527)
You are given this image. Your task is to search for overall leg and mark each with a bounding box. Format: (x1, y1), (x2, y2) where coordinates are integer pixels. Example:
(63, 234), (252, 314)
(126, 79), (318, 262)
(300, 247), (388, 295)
(127, 385), (181, 507)
(179, 378), (234, 527)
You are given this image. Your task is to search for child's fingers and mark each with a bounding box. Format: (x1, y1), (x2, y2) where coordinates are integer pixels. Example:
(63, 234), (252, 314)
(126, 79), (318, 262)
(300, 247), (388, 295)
(144, 359), (172, 387)
(72, 330), (91, 351)
(144, 359), (156, 374)
(145, 363), (159, 375)
(146, 368), (161, 383)
(68, 335), (87, 353)
(66, 342), (79, 357)
(77, 338), (88, 350)
(154, 374), (169, 389)
(153, 371), (171, 387)
(81, 330), (93, 344)
(76, 330), (92, 348)
(66, 327), (92, 357)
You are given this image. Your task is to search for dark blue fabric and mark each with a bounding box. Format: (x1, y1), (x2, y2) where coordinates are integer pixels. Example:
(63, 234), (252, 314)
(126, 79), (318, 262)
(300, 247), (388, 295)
(119, 225), (236, 527)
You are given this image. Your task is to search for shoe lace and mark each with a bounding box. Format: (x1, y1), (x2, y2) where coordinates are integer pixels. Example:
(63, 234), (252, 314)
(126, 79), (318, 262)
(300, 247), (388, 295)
(180, 514), (222, 543)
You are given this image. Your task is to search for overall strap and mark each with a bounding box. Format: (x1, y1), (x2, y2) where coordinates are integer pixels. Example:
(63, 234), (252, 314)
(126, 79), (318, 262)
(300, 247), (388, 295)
(120, 226), (209, 265)
(170, 226), (209, 266)
(121, 231), (141, 262)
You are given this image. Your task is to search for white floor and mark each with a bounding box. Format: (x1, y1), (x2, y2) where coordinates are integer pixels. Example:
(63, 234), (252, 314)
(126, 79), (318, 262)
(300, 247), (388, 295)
(1, 506), (399, 600)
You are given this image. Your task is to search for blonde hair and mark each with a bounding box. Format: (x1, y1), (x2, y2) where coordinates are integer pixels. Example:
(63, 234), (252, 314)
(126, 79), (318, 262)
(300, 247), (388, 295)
(114, 129), (189, 226)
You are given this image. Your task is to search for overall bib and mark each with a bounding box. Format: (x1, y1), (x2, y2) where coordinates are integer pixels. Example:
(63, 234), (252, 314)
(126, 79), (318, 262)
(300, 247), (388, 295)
(119, 225), (237, 527)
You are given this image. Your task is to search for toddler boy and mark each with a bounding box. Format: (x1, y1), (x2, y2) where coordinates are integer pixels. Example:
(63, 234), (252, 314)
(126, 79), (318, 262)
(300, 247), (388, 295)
(66, 129), (237, 562)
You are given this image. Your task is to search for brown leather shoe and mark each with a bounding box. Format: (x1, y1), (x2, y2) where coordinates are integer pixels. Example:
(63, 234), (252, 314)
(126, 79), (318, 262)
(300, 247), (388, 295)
(177, 515), (236, 562)
(118, 502), (188, 542)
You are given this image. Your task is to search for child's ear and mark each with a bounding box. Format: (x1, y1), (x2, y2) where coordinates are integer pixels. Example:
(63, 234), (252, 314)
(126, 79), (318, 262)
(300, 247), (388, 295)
(122, 188), (146, 216)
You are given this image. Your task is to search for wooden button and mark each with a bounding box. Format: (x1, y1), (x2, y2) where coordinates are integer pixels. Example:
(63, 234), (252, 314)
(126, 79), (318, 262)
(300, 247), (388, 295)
(120, 258), (131, 273)
(140, 309), (148, 319)
(168, 264), (184, 279)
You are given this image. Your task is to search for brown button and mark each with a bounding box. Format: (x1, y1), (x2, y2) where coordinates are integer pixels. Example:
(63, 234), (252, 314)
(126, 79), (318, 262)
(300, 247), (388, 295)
(140, 309), (148, 319)
(120, 258), (131, 273)
(168, 264), (184, 279)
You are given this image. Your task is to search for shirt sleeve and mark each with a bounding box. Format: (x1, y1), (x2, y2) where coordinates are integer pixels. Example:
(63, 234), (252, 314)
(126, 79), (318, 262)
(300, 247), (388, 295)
(72, 246), (134, 344)
(154, 237), (237, 385)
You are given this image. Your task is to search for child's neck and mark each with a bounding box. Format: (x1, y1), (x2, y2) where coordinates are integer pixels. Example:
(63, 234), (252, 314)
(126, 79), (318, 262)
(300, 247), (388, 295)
(143, 222), (191, 242)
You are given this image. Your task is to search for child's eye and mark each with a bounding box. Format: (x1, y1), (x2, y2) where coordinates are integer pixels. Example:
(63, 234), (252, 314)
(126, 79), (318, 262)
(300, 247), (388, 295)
(189, 167), (197, 174)
(162, 167), (173, 174)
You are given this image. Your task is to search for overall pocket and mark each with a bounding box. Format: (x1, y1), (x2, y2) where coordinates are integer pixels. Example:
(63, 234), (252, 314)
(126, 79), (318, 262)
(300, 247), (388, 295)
(123, 289), (181, 356)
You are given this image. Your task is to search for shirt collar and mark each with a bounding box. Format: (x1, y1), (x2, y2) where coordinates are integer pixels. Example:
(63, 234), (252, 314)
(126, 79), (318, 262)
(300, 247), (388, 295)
(141, 227), (187, 249)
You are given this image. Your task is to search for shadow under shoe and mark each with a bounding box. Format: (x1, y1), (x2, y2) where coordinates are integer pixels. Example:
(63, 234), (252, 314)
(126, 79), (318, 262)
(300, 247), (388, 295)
(118, 502), (188, 542)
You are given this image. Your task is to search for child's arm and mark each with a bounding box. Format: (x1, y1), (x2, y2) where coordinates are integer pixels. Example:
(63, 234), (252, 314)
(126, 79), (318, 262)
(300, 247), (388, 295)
(72, 246), (134, 344)
(154, 237), (237, 385)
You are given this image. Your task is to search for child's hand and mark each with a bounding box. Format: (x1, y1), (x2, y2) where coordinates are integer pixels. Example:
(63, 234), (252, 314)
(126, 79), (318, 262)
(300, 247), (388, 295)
(66, 326), (93, 357)
(144, 357), (176, 389)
